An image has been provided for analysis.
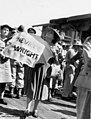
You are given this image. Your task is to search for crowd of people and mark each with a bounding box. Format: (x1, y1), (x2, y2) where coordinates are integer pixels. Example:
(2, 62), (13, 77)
(0, 24), (91, 119)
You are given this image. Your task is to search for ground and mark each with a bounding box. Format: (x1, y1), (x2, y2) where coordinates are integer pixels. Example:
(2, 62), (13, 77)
(0, 94), (77, 119)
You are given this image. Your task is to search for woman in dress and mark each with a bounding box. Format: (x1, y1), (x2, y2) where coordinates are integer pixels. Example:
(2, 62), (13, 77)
(0, 24), (14, 105)
(24, 27), (54, 118)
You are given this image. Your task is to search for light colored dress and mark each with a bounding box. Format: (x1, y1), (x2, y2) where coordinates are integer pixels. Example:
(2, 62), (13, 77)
(0, 37), (12, 83)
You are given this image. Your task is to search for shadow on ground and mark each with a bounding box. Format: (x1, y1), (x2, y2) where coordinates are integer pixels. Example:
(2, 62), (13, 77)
(41, 100), (76, 109)
(0, 106), (26, 119)
(41, 98), (76, 117)
(51, 109), (76, 117)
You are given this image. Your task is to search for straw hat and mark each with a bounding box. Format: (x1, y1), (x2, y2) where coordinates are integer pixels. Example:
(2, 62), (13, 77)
(44, 27), (61, 40)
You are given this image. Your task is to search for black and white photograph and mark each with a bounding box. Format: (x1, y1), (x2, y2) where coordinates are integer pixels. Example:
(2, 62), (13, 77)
(0, 0), (91, 119)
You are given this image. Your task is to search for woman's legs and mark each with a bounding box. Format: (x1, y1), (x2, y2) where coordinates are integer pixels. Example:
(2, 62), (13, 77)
(25, 97), (33, 113)
(31, 100), (39, 118)
(33, 100), (39, 112)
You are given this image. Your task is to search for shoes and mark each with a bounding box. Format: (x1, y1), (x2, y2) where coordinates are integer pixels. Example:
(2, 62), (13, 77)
(0, 99), (7, 105)
(8, 94), (15, 98)
(24, 110), (38, 118)
(23, 110), (32, 116)
(16, 94), (21, 99)
(31, 110), (38, 118)
(47, 98), (53, 102)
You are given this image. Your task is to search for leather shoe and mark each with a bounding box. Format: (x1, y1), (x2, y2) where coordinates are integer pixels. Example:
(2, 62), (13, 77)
(16, 94), (21, 99)
(23, 110), (32, 116)
(0, 99), (7, 105)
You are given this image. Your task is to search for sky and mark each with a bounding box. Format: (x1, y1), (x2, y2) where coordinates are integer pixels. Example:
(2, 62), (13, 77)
(0, 0), (91, 33)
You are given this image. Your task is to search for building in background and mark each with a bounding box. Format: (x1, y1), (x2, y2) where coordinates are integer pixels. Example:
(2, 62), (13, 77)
(32, 13), (91, 43)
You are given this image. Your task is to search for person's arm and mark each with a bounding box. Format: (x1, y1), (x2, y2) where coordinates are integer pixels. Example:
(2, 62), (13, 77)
(46, 66), (52, 78)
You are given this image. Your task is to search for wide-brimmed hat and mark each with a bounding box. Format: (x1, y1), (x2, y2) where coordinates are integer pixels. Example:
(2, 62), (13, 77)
(27, 27), (36, 34)
(44, 27), (61, 40)
(1, 24), (15, 31)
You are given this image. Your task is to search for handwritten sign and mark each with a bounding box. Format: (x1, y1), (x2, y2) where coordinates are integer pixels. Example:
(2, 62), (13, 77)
(3, 32), (45, 67)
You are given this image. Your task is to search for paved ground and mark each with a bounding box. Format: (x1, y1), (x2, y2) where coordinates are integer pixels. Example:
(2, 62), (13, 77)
(0, 94), (77, 119)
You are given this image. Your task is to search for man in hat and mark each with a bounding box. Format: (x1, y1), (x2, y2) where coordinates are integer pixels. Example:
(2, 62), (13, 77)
(67, 39), (84, 100)
(73, 39), (83, 52)
(62, 39), (83, 100)
(61, 40), (77, 100)
(0, 24), (14, 105)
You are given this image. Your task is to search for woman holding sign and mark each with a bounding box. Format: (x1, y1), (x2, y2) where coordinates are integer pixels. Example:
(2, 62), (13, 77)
(0, 24), (14, 105)
(23, 28), (54, 118)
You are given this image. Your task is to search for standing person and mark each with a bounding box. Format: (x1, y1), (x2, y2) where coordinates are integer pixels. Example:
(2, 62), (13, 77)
(47, 58), (61, 99)
(0, 24), (14, 105)
(42, 27), (61, 99)
(9, 25), (25, 98)
(68, 40), (84, 98)
(62, 42), (76, 100)
(24, 63), (49, 117)
(75, 36), (91, 119)
(61, 42), (71, 87)
(24, 27), (37, 117)
(9, 60), (24, 98)
(24, 27), (53, 117)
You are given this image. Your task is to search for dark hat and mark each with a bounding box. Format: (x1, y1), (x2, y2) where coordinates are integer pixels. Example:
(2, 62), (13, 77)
(1, 24), (14, 31)
(27, 27), (36, 34)
(17, 25), (25, 32)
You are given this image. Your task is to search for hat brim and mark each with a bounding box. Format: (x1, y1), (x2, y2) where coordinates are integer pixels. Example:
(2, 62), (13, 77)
(27, 28), (36, 34)
(44, 27), (61, 40)
(1, 24), (15, 31)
